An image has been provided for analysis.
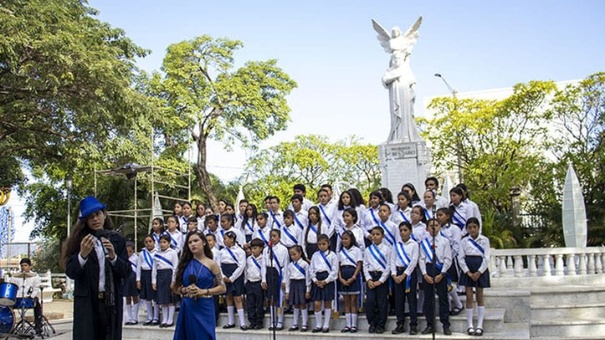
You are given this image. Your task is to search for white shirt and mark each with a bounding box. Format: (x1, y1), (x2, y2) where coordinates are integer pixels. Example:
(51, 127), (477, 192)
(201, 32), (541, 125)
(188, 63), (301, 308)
(241, 218), (257, 236)
(317, 203), (335, 237)
(335, 224), (365, 251)
(361, 206), (381, 236)
(136, 248), (156, 281)
(268, 210), (285, 230)
(253, 226), (272, 247)
(152, 248), (179, 284)
(292, 210), (308, 233)
(281, 223), (303, 248)
(390, 239), (419, 277)
(441, 223), (462, 257)
(244, 255), (264, 283)
(338, 246), (362, 268)
(418, 234), (452, 275)
(363, 242), (391, 283)
(128, 253), (139, 275)
(219, 227), (246, 248)
(261, 242), (289, 284)
(390, 206), (412, 226)
(9, 272), (41, 299)
(411, 222), (428, 243)
(166, 230), (184, 254)
(219, 245), (246, 282)
(458, 234), (490, 274)
(284, 259), (311, 293)
(309, 250), (339, 283)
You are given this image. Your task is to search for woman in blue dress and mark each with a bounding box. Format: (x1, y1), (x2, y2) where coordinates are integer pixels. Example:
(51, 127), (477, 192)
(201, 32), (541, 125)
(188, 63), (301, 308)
(173, 230), (226, 340)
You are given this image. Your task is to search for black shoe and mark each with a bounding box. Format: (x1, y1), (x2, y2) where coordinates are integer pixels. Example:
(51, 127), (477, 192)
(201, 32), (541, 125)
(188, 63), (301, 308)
(444, 327), (452, 335)
(289, 325), (299, 331)
(223, 323), (235, 329)
(240, 325), (248, 331)
(151, 320), (160, 325)
(368, 326), (376, 333)
(312, 327), (322, 333)
(375, 326), (384, 334)
(421, 326), (434, 334)
(165, 323), (174, 328)
(300, 325), (308, 332)
(143, 320), (153, 326)
(409, 325), (418, 335)
(392, 324), (405, 334)
(322, 328), (329, 333)
(160, 323), (167, 328)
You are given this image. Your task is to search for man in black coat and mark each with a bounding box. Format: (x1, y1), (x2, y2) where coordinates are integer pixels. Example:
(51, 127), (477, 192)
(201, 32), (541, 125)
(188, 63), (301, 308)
(65, 196), (131, 340)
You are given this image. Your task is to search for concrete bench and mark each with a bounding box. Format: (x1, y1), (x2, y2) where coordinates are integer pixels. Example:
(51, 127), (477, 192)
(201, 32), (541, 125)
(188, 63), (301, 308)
(39, 270), (62, 303)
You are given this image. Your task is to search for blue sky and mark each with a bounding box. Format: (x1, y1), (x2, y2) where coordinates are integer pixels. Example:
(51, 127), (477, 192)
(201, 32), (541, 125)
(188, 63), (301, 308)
(10, 0), (605, 241)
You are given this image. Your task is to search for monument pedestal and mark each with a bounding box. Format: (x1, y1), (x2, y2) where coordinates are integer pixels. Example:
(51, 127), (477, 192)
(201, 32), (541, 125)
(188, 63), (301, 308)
(379, 141), (431, 197)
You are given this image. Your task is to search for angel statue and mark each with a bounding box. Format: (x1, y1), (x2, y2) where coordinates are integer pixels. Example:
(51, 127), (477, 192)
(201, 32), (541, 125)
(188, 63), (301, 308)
(372, 17), (422, 143)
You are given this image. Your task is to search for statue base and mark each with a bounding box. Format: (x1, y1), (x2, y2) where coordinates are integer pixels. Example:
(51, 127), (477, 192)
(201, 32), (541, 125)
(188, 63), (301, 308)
(379, 141), (431, 198)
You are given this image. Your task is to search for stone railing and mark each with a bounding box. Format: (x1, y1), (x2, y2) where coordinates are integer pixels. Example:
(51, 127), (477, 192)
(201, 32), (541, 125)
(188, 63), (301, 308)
(490, 247), (605, 286)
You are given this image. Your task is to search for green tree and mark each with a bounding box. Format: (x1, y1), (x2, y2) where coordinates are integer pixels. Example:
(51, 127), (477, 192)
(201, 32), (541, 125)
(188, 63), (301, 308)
(147, 35), (297, 210)
(244, 134), (379, 207)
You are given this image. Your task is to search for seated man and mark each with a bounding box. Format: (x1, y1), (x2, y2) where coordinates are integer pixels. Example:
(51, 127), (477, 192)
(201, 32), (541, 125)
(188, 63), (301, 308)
(10, 258), (42, 334)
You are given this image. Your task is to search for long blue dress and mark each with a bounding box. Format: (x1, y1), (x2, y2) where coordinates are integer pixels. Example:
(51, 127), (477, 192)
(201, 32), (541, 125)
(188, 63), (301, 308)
(173, 259), (216, 340)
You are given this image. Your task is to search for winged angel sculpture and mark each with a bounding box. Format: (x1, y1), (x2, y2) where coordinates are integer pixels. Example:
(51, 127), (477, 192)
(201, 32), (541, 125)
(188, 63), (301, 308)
(372, 17), (422, 143)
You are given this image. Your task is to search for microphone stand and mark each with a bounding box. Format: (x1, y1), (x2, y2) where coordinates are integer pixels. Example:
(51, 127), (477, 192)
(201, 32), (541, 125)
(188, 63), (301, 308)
(269, 242), (277, 340)
(432, 229), (437, 340)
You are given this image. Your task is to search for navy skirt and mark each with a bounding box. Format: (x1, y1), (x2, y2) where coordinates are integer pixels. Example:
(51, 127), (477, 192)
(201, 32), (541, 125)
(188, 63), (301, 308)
(459, 256), (491, 288)
(139, 270), (155, 300)
(338, 265), (360, 295)
(222, 263), (244, 296)
(305, 243), (318, 259)
(123, 270), (139, 297)
(288, 279), (307, 305)
(311, 271), (335, 302)
(447, 257), (460, 283)
(156, 269), (176, 305)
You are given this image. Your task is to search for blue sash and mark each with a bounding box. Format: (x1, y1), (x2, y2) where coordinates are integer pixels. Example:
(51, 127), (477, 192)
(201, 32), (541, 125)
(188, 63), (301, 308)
(319, 251), (333, 271)
(152, 233), (160, 245)
(269, 211), (282, 229)
(168, 232), (178, 249)
(398, 210), (410, 223)
(379, 221), (396, 246)
(226, 247), (239, 263)
(369, 208), (381, 226)
(319, 205), (332, 225)
(420, 239), (437, 266)
(294, 213), (305, 230)
(129, 260), (137, 271)
(411, 233), (419, 242)
(341, 248), (356, 266)
(154, 254), (174, 268)
(142, 249), (153, 269)
(282, 226), (298, 245)
(245, 220), (254, 234)
(469, 238), (485, 254)
(309, 224), (318, 235)
(396, 242), (412, 292)
(271, 248), (283, 276)
(251, 257), (262, 272)
(258, 228), (270, 246)
(293, 261), (306, 276)
(452, 206), (466, 228)
(368, 244), (387, 269)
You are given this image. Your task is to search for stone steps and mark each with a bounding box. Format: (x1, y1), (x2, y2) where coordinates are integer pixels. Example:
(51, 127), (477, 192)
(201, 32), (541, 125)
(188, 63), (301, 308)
(531, 302), (605, 320)
(530, 319), (605, 338)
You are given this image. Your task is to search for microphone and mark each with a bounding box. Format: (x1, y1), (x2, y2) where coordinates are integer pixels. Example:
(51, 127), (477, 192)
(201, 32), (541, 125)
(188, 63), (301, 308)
(188, 274), (197, 300)
(94, 230), (110, 256)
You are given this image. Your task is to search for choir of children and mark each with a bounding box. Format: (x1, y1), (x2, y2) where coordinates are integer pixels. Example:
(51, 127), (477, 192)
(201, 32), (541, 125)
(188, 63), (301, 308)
(124, 180), (486, 336)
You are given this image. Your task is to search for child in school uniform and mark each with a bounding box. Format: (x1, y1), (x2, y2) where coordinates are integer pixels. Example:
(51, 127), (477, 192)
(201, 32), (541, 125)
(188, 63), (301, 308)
(337, 208), (365, 251)
(151, 217), (166, 251)
(165, 215), (184, 254)
(410, 205), (428, 242)
(137, 235), (159, 325)
(361, 191), (384, 248)
(220, 231), (248, 330)
(152, 234), (179, 328)
(241, 203), (258, 244)
(180, 201), (194, 233)
(436, 207), (464, 316)
(124, 241), (140, 325)
(281, 210), (303, 249)
(261, 229), (289, 330)
(377, 203), (398, 246)
(390, 222), (419, 335)
(459, 217), (491, 336)
(303, 206), (323, 258)
(309, 234), (339, 333)
(285, 245), (311, 332)
(391, 191), (413, 226)
(364, 226), (390, 334)
(419, 218), (453, 335)
(253, 213), (272, 247)
(338, 230), (362, 333)
(186, 217), (198, 233)
(245, 238), (265, 329)
(204, 214), (223, 248)
(220, 214), (246, 248)
(290, 194), (309, 232)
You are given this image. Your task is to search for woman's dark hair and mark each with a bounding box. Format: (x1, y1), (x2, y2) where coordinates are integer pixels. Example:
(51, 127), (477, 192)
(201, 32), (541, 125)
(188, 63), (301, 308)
(242, 203), (258, 231)
(283, 209), (295, 220)
(317, 233), (330, 245)
(401, 183), (421, 203)
(398, 221), (412, 231)
(304, 206), (323, 246)
(174, 230), (213, 292)
(466, 217), (481, 228)
(347, 188), (365, 206)
(62, 209), (114, 269)
(369, 190), (384, 206)
(195, 202), (206, 218)
(412, 205), (428, 224)
(397, 191), (412, 208)
(378, 187), (394, 204)
(449, 186), (465, 201)
(437, 207), (452, 225)
(220, 213), (234, 226)
(343, 207), (358, 224)
(340, 230), (357, 251)
(223, 231), (241, 248)
(289, 245), (309, 263)
(338, 190), (359, 210)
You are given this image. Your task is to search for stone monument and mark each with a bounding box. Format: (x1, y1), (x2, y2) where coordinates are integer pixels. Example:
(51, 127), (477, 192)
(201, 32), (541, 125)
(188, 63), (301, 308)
(372, 17), (431, 195)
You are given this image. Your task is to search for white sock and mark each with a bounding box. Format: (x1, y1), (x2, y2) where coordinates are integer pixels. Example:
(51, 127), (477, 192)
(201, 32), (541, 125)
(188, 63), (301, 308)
(352, 313), (358, 328)
(467, 308), (474, 329)
(227, 306), (235, 325)
(125, 303), (133, 322)
(278, 307), (284, 325)
(237, 309), (246, 327)
(153, 303), (160, 321)
(168, 305), (175, 324)
(133, 302), (140, 322)
(314, 311), (323, 329)
(345, 313), (351, 328)
(323, 308), (331, 329)
(144, 300), (153, 321)
(292, 308), (300, 327)
(449, 287), (463, 309)
(161, 306), (168, 324)
(477, 306), (485, 329)
(301, 308), (308, 326)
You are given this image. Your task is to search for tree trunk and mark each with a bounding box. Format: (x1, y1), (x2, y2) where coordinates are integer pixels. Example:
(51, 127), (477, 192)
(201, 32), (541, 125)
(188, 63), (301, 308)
(196, 129), (218, 212)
